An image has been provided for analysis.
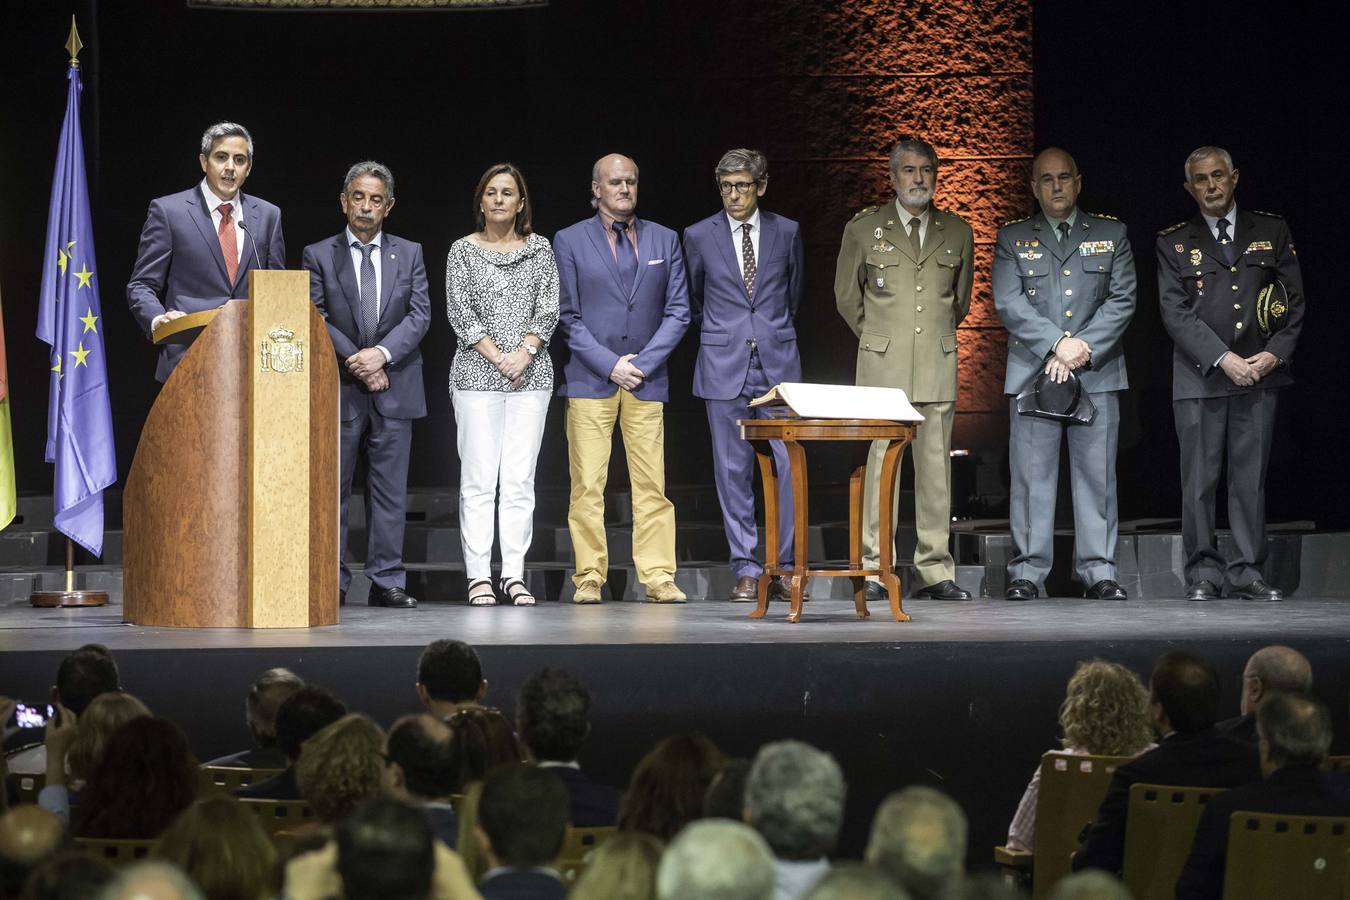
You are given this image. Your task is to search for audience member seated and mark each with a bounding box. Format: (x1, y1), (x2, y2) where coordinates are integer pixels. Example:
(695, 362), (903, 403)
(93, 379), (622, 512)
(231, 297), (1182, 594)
(16, 850), (115, 900)
(514, 668), (620, 827)
(101, 862), (204, 900)
(203, 668), (304, 770)
(704, 758), (751, 821)
(446, 708), (522, 793)
(1046, 870), (1131, 900)
(656, 819), (775, 900)
(802, 864), (908, 900)
(235, 686), (346, 802)
(1073, 651), (1261, 874)
(153, 797), (275, 900)
(0, 806), (64, 899)
(1006, 660), (1154, 851)
(618, 734), (726, 842)
(418, 641), (488, 720)
(474, 764), (568, 900)
(568, 831), (663, 900)
(745, 741), (845, 900)
(4, 645), (120, 776)
(40, 693), (151, 824)
(383, 714), (459, 847)
(1217, 645), (1312, 743)
(337, 798), (436, 900)
(296, 715), (386, 824)
(1176, 692), (1350, 900)
(74, 717), (197, 839)
(866, 786), (967, 900)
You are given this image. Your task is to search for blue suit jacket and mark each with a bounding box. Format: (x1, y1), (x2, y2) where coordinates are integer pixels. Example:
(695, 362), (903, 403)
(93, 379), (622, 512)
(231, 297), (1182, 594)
(683, 210), (803, 401)
(302, 232), (430, 421)
(127, 185), (286, 381)
(553, 214), (690, 402)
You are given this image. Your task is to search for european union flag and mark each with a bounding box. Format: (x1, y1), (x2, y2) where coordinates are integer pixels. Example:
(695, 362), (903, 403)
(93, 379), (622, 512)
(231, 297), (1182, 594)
(36, 62), (116, 557)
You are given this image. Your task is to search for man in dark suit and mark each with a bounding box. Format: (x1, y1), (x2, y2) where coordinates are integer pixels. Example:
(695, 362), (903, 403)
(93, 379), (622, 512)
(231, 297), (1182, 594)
(1177, 693), (1350, 900)
(683, 149), (803, 602)
(202, 667), (303, 769)
(554, 154), (691, 604)
(1158, 146), (1304, 602)
(383, 714), (459, 848)
(127, 122), (286, 382)
(515, 668), (620, 827)
(1217, 645), (1312, 743)
(235, 686), (345, 801)
(302, 161), (430, 609)
(1074, 652), (1261, 874)
(475, 765), (569, 900)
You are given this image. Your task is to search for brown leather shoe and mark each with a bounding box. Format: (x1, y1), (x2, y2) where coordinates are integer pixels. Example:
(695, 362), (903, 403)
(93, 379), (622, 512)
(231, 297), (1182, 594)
(729, 576), (758, 602)
(768, 576), (794, 600)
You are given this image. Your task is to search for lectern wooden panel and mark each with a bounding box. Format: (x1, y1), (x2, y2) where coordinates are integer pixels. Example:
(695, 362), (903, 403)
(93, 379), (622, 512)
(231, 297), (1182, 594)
(124, 271), (339, 628)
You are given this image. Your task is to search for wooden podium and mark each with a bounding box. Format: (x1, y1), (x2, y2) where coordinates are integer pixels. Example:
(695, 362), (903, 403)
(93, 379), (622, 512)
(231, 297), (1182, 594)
(123, 271), (339, 628)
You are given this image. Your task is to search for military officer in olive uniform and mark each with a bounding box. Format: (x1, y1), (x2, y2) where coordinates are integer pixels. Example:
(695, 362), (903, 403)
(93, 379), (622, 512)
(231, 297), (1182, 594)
(994, 148), (1137, 602)
(835, 137), (974, 602)
(1158, 146), (1304, 602)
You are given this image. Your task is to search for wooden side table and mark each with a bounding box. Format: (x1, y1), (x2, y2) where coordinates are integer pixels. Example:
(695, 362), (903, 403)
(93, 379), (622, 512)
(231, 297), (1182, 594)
(738, 417), (917, 623)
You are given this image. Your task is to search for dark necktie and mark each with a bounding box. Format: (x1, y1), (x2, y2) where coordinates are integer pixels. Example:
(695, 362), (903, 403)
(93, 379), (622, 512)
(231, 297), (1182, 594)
(1217, 217), (1236, 264)
(1058, 221), (1071, 249)
(219, 202), (239, 286)
(741, 223), (757, 296)
(354, 241), (378, 344)
(612, 220), (636, 294)
(908, 217), (923, 257)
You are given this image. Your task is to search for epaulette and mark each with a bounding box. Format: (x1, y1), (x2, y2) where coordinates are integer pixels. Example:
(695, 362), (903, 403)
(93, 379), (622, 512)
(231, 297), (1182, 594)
(1087, 212), (1121, 221)
(1002, 215), (1031, 227)
(1158, 221), (1186, 236)
(1249, 209), (1285, 219)
(849, 206), (878, 222)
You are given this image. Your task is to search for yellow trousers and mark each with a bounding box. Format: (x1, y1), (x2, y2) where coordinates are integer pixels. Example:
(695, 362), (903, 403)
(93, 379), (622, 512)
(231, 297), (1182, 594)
(566, 391), (676, 586)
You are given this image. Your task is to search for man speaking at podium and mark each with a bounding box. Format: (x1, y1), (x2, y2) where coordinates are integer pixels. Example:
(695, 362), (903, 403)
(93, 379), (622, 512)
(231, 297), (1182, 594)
(127, 122), (286, 382)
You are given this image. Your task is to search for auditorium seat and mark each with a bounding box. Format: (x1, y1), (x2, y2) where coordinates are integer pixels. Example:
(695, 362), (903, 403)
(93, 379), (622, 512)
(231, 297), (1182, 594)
(75, 837), (156, 865)
(558, 825), (616, 883)
(200, 765), (284, 794)
(1220, 811), (1350, 900)
(1122, 783), (1223, 900)
(238, 797), (316, 836)
(4, 771), (43, 806)
(1326, 755), (1350, 774)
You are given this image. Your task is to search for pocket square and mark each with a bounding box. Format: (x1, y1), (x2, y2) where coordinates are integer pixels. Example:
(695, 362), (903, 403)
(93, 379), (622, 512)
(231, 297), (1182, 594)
(647, 258), (665, 265)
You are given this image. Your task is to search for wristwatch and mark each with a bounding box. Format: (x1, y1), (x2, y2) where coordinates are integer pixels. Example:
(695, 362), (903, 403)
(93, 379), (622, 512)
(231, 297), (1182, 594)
(525, 344), (538, 356)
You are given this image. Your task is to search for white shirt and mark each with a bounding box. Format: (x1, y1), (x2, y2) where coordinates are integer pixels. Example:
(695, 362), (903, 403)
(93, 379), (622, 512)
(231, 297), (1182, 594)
(200, 180), (246, 266)
(894, 200), (930, 247)
(347, 228), (391, 362)
(1202, 205), (1239, 243)
(726, 208), (762, 282)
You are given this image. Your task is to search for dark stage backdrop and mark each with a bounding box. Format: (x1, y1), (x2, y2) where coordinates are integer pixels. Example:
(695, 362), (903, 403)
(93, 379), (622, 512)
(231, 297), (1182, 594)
(1, 0), (1347, 531)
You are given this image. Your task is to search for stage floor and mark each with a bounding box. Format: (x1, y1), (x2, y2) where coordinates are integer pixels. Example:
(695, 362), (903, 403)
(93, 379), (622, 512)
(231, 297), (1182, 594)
(2, 594), (1347, 651)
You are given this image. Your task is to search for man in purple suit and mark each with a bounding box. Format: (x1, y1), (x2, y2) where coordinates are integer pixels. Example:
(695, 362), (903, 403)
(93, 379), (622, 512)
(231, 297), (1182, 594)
(554, 153), (691, 604)
(127, 122), (286, 382)
(302, 161), (430, 609)
(683, 149), (803, 602)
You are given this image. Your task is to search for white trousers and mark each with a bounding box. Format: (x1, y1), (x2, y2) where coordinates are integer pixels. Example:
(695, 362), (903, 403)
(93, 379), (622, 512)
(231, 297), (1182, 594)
(452, 389), (551, 581)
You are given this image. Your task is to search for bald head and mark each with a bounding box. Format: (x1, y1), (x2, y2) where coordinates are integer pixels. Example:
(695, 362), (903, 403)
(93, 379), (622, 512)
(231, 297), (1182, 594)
(100, 863), (204, 900)
(1241, 646), (1313, 716)
(0, 806), (65, 897)
(590, 154), (639, 218)
(1030, 147), (1081, 221)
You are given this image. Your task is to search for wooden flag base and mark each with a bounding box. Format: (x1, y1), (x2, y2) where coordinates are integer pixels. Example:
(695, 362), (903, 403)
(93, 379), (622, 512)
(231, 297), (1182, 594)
(31, 590), (108, 608)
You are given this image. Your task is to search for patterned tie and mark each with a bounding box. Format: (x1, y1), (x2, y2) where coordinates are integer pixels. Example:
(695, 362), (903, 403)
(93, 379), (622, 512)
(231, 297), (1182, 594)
(612, 220), (637, 294)
(218, 202), (239, 286)
(354, 241), (378, 345)
(908, 217), (922, 256)
(1058, 221), (1071, 249)
(741, 223), (757, 296)
(1217, 217), (1236, 264)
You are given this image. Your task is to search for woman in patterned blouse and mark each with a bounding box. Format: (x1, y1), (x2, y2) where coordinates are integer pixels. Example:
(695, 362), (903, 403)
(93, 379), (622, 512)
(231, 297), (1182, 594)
(446, 163), (560, 606)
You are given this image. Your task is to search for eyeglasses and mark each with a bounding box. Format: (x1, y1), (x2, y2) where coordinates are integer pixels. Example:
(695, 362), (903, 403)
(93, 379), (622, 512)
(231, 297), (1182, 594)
(718, 181), (760, 196)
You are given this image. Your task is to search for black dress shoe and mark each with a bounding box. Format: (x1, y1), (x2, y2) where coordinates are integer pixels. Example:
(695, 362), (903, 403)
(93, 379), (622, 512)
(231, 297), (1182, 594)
(1185, 580), (1220, 602)
(368, 585), (418, 608)
(339, 590), (347, 607)
(1004, 579), (1038, 601)
(1085, 579), (1128, 601)
(863, 581), (886, 603)
(1228, 579), (1283, 602)
(914, 579), (972, 601)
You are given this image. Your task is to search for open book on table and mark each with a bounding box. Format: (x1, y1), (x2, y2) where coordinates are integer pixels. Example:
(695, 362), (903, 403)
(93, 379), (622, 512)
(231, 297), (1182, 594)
(749, 382), (925, 422)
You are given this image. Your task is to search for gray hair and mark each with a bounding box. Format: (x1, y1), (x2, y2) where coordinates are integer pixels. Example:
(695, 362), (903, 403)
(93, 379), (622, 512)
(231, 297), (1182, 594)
(1047, 870), (1133, 900)
(343, 160), (396, 199)
(714, 149), (769, 184)
(590, 154), (640, 209)
(1247, 645), (1313, 695)
(889, 138), (940, 174)
(1184, 146), (1235, 180)
(656, 819), (774, 900)
(101, 862), (205, 900)
(806, 864), (910, 900)
(745, 740), (846, 860)
(199, 122), (254, 160)
(1257, 692), (1333, 767)
(866, 787), (967, 900)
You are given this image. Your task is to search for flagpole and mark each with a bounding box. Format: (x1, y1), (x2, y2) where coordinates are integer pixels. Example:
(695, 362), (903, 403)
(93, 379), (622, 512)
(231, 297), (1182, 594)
(31, 17), (108, 611)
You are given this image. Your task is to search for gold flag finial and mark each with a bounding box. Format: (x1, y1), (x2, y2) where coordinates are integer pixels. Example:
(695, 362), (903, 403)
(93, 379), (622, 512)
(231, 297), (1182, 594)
(65, 16), (83, 67)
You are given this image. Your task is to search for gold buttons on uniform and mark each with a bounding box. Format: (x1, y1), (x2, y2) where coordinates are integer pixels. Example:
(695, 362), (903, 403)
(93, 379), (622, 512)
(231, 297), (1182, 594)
(1231, 285), (1239, 291)
(915, 327), (923, 334)
(916, 305), (923, 312)
(1195, 270), (1203, 275)
(1230, 267), (1238, 273)
(1065, 310), (1073, 317)
(1063, 269), (1071, 276)
(1065, 289), (1073, 296)
(1064, 331), (1072, 337)
(1236, 323), (1244, 330)
(1234, 304), (1241, 309)
(916, 285), (924, 292)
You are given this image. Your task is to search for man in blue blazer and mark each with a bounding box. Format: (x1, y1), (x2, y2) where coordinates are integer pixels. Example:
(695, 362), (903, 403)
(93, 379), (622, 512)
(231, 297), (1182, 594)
(302, 161), (430, 609)
(554, 154), (691, 604)
(683, 149), (803, 601)
(127, 122), (286, 382)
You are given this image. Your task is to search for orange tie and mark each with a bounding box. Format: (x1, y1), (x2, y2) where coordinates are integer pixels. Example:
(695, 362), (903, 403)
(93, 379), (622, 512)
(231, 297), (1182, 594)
(218, 202), (239, 286)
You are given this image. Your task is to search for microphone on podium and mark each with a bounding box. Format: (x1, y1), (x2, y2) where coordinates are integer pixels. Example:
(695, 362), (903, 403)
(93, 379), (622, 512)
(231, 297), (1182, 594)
(238, 219), (264, 271)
